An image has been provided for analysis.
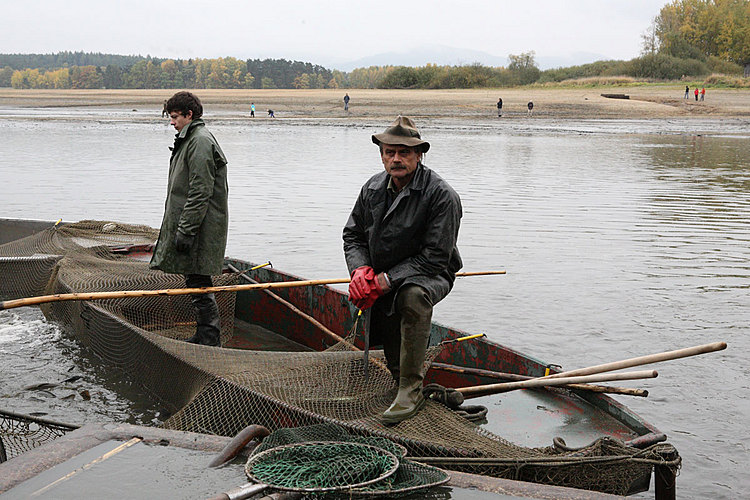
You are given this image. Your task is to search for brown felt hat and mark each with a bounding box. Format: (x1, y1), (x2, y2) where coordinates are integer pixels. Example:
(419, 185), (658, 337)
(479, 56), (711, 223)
(372, 116), (430, 152)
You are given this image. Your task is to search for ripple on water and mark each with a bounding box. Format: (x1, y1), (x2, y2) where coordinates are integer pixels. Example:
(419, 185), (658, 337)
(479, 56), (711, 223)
(1, 119), (749, 499)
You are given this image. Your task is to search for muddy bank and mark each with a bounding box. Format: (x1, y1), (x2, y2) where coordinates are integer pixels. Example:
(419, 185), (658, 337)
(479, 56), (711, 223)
(1, 87), (749, 121)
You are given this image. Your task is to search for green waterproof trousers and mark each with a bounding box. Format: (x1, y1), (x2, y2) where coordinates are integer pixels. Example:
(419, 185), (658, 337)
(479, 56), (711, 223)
(372, 285), (433, 424)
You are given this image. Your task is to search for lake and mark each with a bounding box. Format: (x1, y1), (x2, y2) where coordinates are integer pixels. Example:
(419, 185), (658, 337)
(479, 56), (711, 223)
(1, 109), (749, 499)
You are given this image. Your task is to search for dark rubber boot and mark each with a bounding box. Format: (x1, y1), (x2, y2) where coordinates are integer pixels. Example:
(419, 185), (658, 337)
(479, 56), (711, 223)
(185, 275), (221, 347)
(187, 296), (221, 346)
(382, 327), (401, 383)
(382, 286), (433, 425)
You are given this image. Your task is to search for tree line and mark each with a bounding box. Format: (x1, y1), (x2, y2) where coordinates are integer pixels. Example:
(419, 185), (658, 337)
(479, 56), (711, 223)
(0, 55), (335, 90)
(634, 0), (750, 80)
(645, 0), (749, 66)
(1, 1), (748, 90)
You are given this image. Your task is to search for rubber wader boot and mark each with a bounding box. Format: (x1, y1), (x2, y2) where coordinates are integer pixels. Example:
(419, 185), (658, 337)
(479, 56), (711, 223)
(382, 288), (432, 424)
(187, 292), (221, 346)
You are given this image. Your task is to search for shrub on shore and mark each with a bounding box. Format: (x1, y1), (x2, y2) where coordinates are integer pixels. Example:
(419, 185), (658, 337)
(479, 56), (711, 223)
(705, 57), (744, 76)
(537, 76), (637, 87)
(703, 74), (750, 88)
(623, 54), (710, 80)
(534, 73), (749, 89)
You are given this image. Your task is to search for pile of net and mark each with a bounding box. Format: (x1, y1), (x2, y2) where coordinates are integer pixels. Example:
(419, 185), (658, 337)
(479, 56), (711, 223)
(0, 220), (681, 495)
(249, 423), (449, 497)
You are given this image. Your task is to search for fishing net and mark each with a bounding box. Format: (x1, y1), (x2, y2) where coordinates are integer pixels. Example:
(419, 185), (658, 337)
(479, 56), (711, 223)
(0, 220), (681, 495)
(250, 423), (450, 497)
(246, 441), (399, 492)
(0, 410), (78, 463)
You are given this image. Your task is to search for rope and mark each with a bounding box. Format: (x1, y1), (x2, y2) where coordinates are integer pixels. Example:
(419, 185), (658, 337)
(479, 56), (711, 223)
(422, 383), (488, 422)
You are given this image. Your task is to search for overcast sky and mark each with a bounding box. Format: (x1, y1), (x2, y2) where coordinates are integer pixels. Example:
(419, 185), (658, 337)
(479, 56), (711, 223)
(3, 0), (670, 69)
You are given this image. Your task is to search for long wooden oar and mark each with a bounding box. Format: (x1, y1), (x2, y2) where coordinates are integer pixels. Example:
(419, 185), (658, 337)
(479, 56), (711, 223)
(228, 263), (390, 374)
(455, 342), (726, 398)
(540, 342), (727, 380)
(0, 278), (351, 311)
(227, 264), (348, 345)
(0, 270), (506, 311)
(457, 370), (658, 398)
(430, 362), (649, 397)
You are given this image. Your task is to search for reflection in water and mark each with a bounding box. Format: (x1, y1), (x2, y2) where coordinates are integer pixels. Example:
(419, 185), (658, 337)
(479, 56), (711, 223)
(0, 118), (748, 499)
(636, 136), (750, 300)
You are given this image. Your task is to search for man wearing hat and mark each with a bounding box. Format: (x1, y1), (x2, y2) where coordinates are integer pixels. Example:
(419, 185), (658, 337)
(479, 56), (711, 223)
(343, 116), (463, 424)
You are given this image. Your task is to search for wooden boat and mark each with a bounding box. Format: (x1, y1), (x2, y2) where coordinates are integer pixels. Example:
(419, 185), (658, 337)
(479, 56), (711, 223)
(0, 218), (680, 498)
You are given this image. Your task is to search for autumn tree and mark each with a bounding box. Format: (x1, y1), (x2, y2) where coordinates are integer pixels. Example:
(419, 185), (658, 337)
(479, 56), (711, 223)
(650, 0), (750, 65)
(47, 68), (71, 88)
(293, 73), (311, 89)
(70, 65), (103, 89)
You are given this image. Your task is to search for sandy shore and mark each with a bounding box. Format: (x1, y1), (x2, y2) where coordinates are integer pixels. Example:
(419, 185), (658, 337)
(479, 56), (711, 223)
(1, 87), (749, 121)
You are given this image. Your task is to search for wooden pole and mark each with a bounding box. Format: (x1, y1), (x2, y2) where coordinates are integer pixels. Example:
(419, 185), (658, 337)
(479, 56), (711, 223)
(541, 342), (727, 380)
(228, 265), (348, 346)
(0, 270), (506, 311)
(430, 362), (649, 397)
(654, 443), (679, 500)
(31, 437), (142, 496)
(455, 270), (506, 276)
(457, 370), (658, 398)
(228, 264), (390, 373)
(0, 278), (351, 311)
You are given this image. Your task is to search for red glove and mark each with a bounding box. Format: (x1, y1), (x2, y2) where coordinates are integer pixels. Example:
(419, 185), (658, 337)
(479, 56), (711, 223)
(349, 266), (374, 303)
(354, 272), (391, 311)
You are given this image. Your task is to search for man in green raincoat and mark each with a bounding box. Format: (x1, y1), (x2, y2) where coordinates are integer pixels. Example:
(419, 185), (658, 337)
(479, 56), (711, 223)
(150, 91), (229, 347)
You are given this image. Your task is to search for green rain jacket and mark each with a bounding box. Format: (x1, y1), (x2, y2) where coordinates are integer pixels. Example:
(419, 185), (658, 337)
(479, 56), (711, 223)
(150, 118), (228, 276)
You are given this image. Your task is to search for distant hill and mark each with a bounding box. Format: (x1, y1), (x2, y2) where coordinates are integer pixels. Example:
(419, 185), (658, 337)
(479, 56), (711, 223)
(333, 45), (507, 71)
(325, 45), (610, 71)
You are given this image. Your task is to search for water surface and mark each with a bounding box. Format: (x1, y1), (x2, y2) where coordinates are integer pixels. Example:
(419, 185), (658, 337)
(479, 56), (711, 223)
(1, 111), (748, 499)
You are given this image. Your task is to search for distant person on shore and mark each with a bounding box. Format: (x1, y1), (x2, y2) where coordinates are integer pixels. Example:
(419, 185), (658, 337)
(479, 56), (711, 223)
(267, 109), (275, 118)
(684, 86), (690, 99)
(250, 102), (255, 117)
(344, 93), (350, 111)
(700, 88), (705, 101)
(161, 99), (168, 118)
(151, 91), (228, 347)
(527, 101), (534, 117)
(496, 97), (503, 117)
(694, 88), (699, 101)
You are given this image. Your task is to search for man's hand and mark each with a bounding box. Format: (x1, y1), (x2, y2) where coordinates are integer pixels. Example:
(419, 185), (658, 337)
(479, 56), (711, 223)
(174, 231), (195, 254)
(349, 266), (374, 303)
(350, 269), (392, 311)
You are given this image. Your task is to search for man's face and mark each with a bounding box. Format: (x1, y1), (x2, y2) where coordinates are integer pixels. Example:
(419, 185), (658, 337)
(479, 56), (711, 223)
(381, 144), (421, 186)
(169, 110), (193, 132)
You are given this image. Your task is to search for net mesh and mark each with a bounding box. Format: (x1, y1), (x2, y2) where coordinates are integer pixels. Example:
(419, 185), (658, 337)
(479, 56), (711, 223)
(0, 410), (78, 463)
(246, 441), (399, 492)
(0, 220), (681, 495)
(251, 423), (449, 497)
